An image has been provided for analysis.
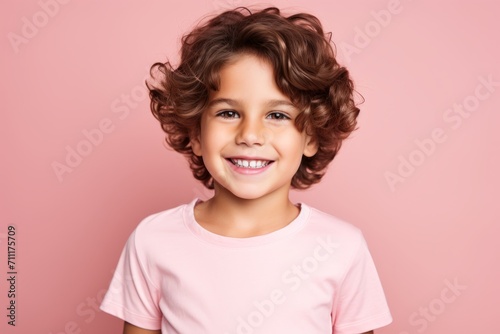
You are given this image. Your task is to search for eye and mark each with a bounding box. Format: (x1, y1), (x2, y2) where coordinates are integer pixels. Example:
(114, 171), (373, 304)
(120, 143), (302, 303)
(216, 110), (240, 119)
(266, 112), (291, 120)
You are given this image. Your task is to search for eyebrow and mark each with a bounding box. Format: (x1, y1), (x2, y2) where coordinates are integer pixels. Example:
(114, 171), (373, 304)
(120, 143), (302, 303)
(207, 98), (297, 109)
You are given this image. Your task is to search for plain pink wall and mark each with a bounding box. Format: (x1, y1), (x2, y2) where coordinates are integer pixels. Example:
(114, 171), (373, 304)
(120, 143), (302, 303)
(1, 0), (498, 333)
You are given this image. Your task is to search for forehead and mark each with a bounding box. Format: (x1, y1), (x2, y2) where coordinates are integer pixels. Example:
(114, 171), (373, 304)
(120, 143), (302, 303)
(209, 53), (292, 104)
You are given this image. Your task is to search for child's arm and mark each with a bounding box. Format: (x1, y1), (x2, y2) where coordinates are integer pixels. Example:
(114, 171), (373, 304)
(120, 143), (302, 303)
(123, 322), (161, 334)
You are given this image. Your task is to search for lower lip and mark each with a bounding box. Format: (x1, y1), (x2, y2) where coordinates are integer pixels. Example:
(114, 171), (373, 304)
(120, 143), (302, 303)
(226, 159), (273, 175)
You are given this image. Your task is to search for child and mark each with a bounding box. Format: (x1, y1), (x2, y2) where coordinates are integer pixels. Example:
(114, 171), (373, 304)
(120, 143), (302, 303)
(100, 7), (392, 334)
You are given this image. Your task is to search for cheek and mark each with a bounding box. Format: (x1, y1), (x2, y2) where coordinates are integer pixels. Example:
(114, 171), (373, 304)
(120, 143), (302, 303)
(277, 136), (306, 163)
(200, 127), (227, 156)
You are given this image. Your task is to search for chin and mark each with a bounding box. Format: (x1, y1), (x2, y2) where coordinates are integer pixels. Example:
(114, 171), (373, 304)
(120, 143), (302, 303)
(229, 190), (268, 201)
(228, 185), (288, 201)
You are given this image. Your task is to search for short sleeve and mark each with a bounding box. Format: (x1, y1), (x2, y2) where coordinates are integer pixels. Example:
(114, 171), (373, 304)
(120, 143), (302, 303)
(100, 228), (162, 330)
(332, 233), (392, 333)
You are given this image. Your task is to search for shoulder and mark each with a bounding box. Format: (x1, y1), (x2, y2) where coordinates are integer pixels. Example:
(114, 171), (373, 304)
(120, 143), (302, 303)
(303, 203), (363, 240)
(131, 200), (196, 247)
(299, 203), (368, 265)
(120, 200), (198, 274)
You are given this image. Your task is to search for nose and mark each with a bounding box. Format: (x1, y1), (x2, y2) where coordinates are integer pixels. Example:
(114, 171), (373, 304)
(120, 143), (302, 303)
(235, 116), (267, 146)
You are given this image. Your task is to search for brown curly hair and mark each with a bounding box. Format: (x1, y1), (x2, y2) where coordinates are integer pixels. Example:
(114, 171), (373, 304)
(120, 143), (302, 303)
(147, 7), (360, 189)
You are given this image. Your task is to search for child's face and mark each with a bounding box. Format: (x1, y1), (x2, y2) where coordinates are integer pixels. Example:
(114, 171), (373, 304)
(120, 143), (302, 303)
(191, 54), (317, 200)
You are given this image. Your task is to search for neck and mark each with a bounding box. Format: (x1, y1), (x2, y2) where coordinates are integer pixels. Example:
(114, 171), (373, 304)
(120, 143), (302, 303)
(194, 183), (299, 238)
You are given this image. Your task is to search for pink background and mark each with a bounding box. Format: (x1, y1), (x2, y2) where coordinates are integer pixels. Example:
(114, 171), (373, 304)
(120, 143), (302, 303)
(1, 0), (498, 333)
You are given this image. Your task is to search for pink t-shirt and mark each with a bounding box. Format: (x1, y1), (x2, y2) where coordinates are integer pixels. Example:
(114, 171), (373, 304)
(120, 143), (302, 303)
(100, 199), (392, 333)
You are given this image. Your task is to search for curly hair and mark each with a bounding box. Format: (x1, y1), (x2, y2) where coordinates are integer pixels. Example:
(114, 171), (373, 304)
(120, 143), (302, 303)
(147, 7), (360, 189)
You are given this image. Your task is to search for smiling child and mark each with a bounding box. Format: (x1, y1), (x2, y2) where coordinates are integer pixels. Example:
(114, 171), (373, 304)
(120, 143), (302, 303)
(100, 7), (392, 334)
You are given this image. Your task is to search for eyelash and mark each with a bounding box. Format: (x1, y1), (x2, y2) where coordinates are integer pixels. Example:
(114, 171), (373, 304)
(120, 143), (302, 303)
(266, 112), (290, 120)
(216, 110), (240, 119)
(215, 110), (291, 120)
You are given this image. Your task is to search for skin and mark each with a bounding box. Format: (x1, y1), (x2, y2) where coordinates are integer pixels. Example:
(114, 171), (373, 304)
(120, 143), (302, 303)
(123, 322), (160, 334)
(122, 54), (375, 334)
(191, 54), (318, 237)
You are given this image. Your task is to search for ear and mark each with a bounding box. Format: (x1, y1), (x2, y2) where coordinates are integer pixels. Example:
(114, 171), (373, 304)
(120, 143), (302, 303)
(303, 135), (318, 157)
(190, 134), (202, 156)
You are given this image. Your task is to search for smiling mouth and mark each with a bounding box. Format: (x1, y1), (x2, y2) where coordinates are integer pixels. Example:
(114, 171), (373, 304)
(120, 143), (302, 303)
(229, 159), (273, 169)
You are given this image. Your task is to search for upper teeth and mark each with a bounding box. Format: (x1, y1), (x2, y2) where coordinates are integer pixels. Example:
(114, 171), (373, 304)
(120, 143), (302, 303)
(232, 159), (269, 168)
